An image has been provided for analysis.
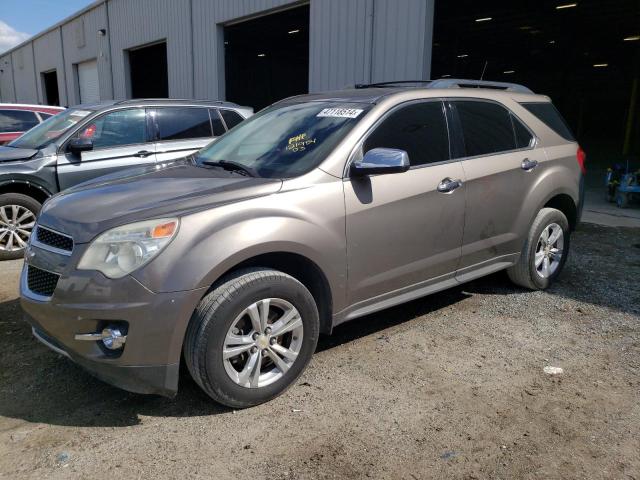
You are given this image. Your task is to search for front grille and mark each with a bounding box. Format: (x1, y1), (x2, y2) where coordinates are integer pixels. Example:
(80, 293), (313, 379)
(35, 226), (74, 253)
(27, 266), (60, 297)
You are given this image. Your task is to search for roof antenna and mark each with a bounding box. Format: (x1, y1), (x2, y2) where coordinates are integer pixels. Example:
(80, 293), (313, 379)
(480, 61), (488, 82)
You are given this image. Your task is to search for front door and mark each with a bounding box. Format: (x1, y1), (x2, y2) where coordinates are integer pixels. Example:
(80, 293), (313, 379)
(344, 100), (466, 307)
(57, 108), (155, 190)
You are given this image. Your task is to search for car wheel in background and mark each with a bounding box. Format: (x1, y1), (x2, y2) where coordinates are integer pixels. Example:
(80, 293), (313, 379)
(184, 268), (319, 408)
(508, 207), (570, 290)
(0, 193), (41, 261)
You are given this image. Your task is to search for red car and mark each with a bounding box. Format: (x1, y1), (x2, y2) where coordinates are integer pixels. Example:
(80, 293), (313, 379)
(0, 104), (65, 144)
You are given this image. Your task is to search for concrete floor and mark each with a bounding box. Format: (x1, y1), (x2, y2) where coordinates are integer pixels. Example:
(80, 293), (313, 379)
(581, 168), (640, 227)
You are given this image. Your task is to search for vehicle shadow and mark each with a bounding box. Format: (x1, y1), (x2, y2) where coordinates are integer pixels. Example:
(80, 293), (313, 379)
(0, 223), (636, 428)
(0, 287), (474, 428)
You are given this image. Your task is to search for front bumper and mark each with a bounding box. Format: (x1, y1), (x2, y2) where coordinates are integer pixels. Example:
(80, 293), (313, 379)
(20, 246), (206, 397)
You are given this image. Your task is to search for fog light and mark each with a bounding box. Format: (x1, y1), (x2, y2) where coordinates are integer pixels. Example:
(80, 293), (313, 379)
(101, 328), (126, 350)
(75, 327), (127, 350)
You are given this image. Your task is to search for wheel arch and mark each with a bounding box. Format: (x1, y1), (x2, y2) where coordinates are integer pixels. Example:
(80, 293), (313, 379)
(206, 251), (334, 335)
(542, 193), (578, 231)
(0, 180), (52, 205)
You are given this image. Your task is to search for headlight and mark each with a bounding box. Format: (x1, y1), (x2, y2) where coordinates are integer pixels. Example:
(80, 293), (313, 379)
(78, 218), (179, 278)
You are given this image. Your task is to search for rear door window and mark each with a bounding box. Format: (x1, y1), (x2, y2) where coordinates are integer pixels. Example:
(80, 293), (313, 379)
(155, 107), (213, 141)
(364, 101), (450, 166)
(0, 110), (40, 132)
(520, 102), (575, 141)
(219, 109), (244, 130)
(453, 100), (516, 157)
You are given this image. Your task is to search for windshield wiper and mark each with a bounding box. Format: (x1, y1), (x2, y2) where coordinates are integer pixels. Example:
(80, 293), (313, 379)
(201, 160), (257, 177)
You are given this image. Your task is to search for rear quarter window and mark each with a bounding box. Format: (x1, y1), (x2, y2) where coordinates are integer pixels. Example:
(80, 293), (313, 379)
(220, 109), (244, 130)
(520, 102), (575, 141)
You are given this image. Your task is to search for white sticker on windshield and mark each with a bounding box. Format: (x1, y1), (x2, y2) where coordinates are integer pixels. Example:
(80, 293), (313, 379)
(317, 108), (364, 119)
(73, 110), (92, 117)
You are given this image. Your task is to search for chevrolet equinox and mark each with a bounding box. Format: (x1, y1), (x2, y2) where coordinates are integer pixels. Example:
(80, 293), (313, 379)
(20, 79), (585, 408)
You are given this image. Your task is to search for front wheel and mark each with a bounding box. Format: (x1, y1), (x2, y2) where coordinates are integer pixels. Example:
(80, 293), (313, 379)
(0, 193), (41, 261)
(508, 208), (570, 290)
(184, 268), (319, 408)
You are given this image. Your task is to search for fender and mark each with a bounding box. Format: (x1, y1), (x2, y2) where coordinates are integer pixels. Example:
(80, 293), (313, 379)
(132, 179), (348, 310)
(513, 155), (580, 254)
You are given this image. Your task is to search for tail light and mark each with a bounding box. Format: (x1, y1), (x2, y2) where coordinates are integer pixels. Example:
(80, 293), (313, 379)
(576, 146), (586, 175)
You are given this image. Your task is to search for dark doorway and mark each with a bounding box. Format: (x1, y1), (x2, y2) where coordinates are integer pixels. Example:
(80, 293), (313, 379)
(224, 5), (310, 111)
(42, 70), (59, 106)
(432, 0), (640, 175)
(128, 41), (169, 98)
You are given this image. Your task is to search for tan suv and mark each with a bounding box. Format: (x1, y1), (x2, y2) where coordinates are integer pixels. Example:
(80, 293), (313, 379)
(21, 79), (585, 408)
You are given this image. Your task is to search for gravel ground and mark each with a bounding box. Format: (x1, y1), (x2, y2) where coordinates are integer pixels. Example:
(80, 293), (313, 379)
(0, 222), (639, 480)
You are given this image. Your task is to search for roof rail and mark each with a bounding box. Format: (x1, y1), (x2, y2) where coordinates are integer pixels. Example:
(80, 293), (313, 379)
(428, 78), (534, 94)
(114, 98), (240, 106)
(353, 78), (533, 94)
(355, 80), (433, 89)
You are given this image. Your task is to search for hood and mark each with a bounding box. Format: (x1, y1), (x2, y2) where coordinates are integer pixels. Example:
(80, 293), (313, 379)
(0, 145), (39, 162)
(38, 162), (283, 243)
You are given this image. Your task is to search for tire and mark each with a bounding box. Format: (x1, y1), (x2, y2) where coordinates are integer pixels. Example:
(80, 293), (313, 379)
(507, 208), (570, 290)
(184, 268), (320, 408)
(0, 193), (41, 261)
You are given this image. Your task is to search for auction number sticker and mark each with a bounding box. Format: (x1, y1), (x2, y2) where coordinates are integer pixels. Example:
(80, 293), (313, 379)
(317, 108), (364, 119)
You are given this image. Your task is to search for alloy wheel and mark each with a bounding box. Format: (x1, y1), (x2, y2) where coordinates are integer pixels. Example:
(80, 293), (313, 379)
(535, 222), (564, 278)
(0, 205), (36, 252)
(223, 298), (304, 388)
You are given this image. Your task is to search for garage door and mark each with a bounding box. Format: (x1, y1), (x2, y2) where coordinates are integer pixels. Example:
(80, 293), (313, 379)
(78, 60), (99, 104)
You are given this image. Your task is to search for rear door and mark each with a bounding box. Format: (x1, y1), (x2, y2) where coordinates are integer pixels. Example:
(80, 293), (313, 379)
(448, 99), (541, 279)
(57, 108), (154, 189)
(152, 107), (224, 162)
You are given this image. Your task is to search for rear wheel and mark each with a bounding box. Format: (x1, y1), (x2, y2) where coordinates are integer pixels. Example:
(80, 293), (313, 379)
(184, 268), (319, 408)
(0, 193), (41, 261)
(508, 208), (570, 290)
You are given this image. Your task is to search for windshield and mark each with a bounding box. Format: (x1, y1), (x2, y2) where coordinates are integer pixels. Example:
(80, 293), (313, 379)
(9, 109), (92, 150)
(195, 102), (371, 178)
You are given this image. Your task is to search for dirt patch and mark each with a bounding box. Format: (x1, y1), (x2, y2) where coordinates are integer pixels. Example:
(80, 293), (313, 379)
(1, 223), (639, 479)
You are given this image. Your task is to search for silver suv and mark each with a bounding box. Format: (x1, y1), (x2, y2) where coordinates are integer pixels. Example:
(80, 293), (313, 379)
(20, 79), (585, 408)
(0, 99), (252, 259)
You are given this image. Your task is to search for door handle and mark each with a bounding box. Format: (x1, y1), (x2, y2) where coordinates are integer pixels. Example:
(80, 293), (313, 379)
(521, 158), (538, 171)
(134, 150), (153, 158)
(437, 177), (463, 193)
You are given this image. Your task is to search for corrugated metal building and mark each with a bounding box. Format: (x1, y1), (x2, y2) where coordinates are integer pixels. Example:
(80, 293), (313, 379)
(0, 0), (434, 109)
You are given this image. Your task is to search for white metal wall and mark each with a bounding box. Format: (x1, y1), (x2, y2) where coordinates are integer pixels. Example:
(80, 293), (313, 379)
(9, 44), (38, 103)
(32, 29), (67, 105)
(0, 0), (434, 105)
(0, 54), (16, 102)
(61, 3), (112, 105)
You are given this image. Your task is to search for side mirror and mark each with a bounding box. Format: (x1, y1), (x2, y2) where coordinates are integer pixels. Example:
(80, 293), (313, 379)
(68, 137), (93, 155)
(350, 148), (410, 177)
